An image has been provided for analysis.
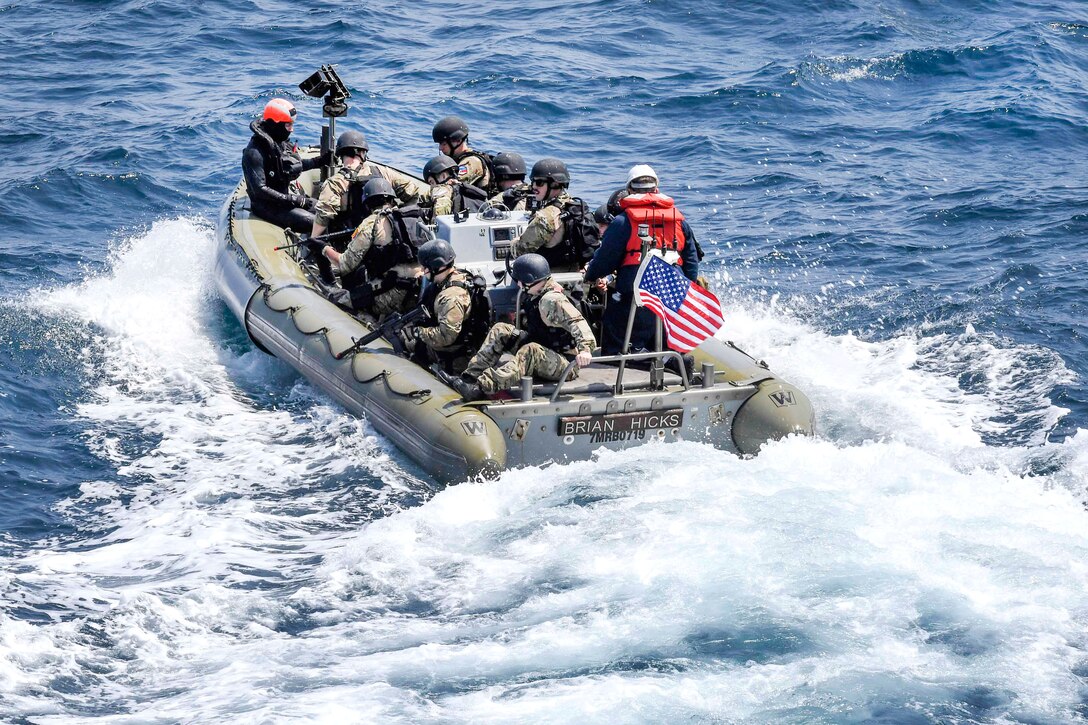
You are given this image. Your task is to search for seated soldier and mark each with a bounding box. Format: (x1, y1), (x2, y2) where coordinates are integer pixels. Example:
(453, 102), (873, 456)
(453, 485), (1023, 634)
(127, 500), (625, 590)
(409, 240), (492, 374)
(445, 254), (595, 402)
(321, 178), (426, 318)
(510, 158), (597, 273)
(311, 130), (427, 240)
(487, 152), (530, 211)
(431, 115), (493, 192)
(419, 154), (486, 221)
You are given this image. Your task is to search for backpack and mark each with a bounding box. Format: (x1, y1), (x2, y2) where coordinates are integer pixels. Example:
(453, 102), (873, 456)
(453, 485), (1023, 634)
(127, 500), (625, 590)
(383, 204), (433, 252)
(455, 273), (493, 351)
(461, 150), (499, 196)
(559, 197), (601, 264)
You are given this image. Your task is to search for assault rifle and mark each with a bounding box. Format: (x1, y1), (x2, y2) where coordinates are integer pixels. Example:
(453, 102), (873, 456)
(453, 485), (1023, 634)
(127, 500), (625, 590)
(274, 228), (353, 252)
(333, 305), (431, 359)
(502, 184), (539, 210)
(276, 228), (353, 284)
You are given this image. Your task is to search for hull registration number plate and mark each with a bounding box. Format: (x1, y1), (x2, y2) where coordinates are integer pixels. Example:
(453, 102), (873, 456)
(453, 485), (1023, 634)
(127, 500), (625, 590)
(558, 409), (684, 443)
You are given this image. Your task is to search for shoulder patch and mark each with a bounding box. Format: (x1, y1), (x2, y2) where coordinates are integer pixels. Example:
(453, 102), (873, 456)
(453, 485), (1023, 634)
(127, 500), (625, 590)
(457, 164), (470, 176)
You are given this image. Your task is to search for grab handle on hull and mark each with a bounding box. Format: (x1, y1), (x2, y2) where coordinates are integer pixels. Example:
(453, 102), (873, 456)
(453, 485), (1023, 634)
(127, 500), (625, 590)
(548, 351), (691, 403)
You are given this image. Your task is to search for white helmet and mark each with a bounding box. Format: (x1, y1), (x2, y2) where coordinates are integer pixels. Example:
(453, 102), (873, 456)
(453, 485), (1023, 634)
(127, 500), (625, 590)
(626, 163), (659, 191)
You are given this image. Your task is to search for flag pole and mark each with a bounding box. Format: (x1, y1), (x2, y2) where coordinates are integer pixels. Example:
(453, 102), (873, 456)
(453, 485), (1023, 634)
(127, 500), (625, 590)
(651, 314), (664, 389)
(650, 210), (665, 388)
(616, 224), (654, 394)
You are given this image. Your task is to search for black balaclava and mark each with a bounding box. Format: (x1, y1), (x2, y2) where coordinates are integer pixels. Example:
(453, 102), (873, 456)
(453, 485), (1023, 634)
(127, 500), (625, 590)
(261, 119), (292, 144)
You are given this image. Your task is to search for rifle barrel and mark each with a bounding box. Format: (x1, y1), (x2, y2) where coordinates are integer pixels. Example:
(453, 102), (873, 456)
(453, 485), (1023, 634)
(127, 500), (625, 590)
(334, 305), (428, 359)
(274, 228), (354, 252)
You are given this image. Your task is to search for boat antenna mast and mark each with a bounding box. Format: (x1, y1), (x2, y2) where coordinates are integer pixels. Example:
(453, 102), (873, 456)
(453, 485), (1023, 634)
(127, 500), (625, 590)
(298, 65), (350, 182)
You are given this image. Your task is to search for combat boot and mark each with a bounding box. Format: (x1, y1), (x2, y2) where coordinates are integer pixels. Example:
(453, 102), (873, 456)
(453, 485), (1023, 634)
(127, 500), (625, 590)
(436, 370), (485, 402)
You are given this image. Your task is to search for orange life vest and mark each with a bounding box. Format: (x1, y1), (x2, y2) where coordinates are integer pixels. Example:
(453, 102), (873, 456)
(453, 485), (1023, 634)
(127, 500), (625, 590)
(620, 193), (686, 266)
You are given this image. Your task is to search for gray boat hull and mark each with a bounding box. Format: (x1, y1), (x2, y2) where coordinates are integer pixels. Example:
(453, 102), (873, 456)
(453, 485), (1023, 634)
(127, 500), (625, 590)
(215, 173), (814, 481)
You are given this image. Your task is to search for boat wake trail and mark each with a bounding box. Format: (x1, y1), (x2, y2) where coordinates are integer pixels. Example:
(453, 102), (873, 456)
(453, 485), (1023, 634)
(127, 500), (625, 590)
(2, 218), (430, 716)
(2, 218), (1087, 723)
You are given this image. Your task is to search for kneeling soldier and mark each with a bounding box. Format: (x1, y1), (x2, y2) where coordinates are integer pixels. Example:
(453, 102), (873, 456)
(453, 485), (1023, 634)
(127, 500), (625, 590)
(450, 254), (595, 401)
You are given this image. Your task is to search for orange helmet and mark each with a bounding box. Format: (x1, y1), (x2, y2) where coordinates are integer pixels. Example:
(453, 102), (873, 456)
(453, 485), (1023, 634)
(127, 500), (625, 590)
(262, 98), (297, 124)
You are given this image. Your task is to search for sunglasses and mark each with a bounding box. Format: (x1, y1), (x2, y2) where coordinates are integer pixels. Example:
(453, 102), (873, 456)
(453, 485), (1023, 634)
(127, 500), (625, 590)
(531, 179), (549, 187)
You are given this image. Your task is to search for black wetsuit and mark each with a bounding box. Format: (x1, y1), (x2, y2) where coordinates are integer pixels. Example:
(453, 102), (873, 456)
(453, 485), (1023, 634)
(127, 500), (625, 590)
(241, 120), (325, 233)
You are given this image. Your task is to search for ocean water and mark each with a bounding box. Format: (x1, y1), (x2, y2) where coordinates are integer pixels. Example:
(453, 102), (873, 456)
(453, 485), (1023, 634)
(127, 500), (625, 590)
(1, 0), (1087, 722)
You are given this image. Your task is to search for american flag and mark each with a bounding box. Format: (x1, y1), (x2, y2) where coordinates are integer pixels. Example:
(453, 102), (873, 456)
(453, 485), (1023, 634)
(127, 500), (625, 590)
(634, 254), (724, 353)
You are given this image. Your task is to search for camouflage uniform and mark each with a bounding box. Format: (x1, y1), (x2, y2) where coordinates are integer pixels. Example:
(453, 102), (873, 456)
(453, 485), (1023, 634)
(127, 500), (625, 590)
(313, 160), (427, 232)
(452, 147), (491, 190)
(417, 269), (475, 371)
(419, 182), (485, 221)
(420, 183), (454, 218)
(363, 160), (428, 204)
(488, 182), (530, 211)
(338, 210), (422, 317)
(511, 193), (579, 270)
(464, 283), (595, 394)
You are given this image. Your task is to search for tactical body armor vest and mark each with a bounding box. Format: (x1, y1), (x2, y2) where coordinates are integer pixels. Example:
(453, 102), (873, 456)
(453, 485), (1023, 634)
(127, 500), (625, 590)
(341, 169), (388, 231)
(523, 291), (576, 354)
(418, 271), (492, 356)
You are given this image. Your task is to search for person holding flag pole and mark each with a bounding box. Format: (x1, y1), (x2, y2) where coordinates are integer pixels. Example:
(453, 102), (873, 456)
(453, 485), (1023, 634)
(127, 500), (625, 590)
(584, 164), (704, 356)
(610, 226), (726, 387)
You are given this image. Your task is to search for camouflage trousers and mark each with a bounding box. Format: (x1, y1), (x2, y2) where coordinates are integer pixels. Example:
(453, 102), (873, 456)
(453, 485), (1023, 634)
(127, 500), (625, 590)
(371, 287), (413, 318)
(464, 322), (576, 394)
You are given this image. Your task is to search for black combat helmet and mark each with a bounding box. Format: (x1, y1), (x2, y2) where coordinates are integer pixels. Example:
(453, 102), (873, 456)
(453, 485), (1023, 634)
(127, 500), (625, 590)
(530, 158), (569, 187)
(335, 130), (369, 157)
(492, 152), (526, 181)
(510, 253), (551, 287)
(593, 204), (614, 226)
(606, 187), (629, 217)
(423, 154), (459, 181)
(432, 116), (469, 145)
(417, 239), (456, 273)
(361, 177), (396, 208)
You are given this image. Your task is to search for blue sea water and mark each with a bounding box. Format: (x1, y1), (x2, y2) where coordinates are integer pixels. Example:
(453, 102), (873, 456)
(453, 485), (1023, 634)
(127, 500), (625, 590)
(1, 0), (1087, 721)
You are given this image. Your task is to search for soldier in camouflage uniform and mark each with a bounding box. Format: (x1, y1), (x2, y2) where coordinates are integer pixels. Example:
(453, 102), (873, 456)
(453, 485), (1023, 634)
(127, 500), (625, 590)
(487, 152), (531, 211)
(408, 240), (489, 374)
(432, 116), (492, 192)
(418, 154), (485, 221)
(311, 130), (427, 241)
(448, 255), (595, 401)
(322, 178), (425, 318)
(510, 158), (583, 272)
